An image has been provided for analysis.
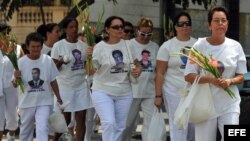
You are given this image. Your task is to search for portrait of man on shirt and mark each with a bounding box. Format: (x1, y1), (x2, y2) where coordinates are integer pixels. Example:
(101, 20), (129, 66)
(28, 68), (44, 89)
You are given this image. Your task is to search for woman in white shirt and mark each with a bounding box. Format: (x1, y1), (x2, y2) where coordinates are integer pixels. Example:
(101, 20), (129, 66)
(0, 23), (25, 141)
(51, 18), (92, 141)
(37, 23), (61, 56)
(184, 6), (247, 141)
(91, 16), (141, 141)
(13, 32), (63, 141)
(122, 17), (159, 141)
(155, 11), (197, 141)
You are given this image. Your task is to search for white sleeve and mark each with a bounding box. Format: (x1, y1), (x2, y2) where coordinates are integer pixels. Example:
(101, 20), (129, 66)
(92, 43), (101, 69)
(236, 43), (247, 74)
(51, 42), (61, 59)
(49, 57), (59, 81)
(157, 41), (170, 62)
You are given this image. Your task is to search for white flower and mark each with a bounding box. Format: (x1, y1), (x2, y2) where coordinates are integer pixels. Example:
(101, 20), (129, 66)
(63, 55), (70, 63)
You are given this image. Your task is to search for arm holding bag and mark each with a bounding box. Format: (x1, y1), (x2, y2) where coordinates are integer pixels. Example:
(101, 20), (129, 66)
(174, 72), (215, 129)
(146, 106), (167, 141)
(189, 73), (215, 123)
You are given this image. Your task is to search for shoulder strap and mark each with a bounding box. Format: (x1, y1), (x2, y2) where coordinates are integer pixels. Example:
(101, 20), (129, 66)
(124, 40), (134, 64)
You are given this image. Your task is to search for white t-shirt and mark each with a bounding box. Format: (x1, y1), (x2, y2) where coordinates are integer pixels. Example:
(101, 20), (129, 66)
(129, 39), (159, 98)
(18, 54), (59, 108)
(51, 39), (88, 91)
(41, 43), (52, 55)
(3, 44), (23, 88)
(157, 37), (197, 91)
(92, 39), (132, 96)
(184, 37), (247, 116)
(2, 57), (14, 88)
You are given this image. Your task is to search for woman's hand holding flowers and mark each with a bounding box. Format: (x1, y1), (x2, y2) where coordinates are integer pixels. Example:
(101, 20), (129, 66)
(86, 46), (94, 56)
(209, 77), (231, 89)
(12, 70), (22, 87)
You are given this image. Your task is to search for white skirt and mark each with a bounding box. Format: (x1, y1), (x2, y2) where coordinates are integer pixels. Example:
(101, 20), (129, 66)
(54, 88), (93, 112)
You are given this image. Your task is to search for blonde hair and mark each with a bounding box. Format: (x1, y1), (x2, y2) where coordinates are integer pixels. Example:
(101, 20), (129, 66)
(137, 17), (153, 30)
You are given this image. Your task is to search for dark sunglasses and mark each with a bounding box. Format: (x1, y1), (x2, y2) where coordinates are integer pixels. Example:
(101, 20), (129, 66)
(138, 31), (153, 37)
(176, 21), (191, 27)
(123, 29), (133, 34)
(110, 25), (124, 30)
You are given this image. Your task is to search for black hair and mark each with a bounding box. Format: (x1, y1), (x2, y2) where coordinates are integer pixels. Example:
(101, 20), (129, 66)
(25, 32), (43, 46)
(103, 16), (125, 41)
(208, 6), (229, 23)
(32, 68), (40, 74)
(0, 23), (10, 33)
(72, 49), (81, 55)
(104, 16), (125, 29)
(173, 11), (192, 35)
(112, 50), (123, 57)
(60, 18), (78, 39)
(141, 49), (150, 55)
(124, 21), (133, 29)
(36, 24), (46, 39)
(37, 23), (59, 40)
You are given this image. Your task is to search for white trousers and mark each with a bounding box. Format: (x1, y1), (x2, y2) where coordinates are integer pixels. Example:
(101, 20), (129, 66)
(122, 98), (155, 141)
(4, 86), (18, 130)
(163, 87), (195, 141)
(195, 112), (239, 141)
(19, 106), (50, 141)
(91, 90), (133, 141)
(0, 86), (18, 131)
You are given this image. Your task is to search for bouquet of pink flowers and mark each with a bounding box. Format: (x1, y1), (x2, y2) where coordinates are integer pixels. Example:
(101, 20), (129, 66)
(0, 33), (24, 93)
(176, 47), (235, 98)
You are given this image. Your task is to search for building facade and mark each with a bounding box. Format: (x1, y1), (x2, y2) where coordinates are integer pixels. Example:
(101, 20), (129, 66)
(1, 0), (250, 54)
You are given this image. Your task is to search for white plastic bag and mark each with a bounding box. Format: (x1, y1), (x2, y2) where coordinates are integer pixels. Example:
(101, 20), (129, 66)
(189, 77), (215, 123)
(146, 106), (166, 141)
(174, 74), (215, 129)
(48, 112), (68, 133)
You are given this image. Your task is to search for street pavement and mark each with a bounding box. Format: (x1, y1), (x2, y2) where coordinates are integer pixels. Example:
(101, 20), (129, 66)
(2, 111), (169, 141)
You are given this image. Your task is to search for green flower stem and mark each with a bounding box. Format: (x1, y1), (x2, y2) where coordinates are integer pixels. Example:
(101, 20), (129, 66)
(16, 77), (25, 93)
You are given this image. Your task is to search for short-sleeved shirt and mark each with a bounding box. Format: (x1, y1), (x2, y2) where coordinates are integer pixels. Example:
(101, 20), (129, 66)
(92, 39), (132, 96)
(18, 54), (59, 108)
(41, 44), (52, 55)
(157, 37), (197, 91)
(129, 39), (159, 98)
(51, 39), (88, 91)
(184, 37), (247, 116)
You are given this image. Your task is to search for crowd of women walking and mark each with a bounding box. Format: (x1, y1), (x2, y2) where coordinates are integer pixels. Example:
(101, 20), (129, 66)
(0, 5), (247, 141)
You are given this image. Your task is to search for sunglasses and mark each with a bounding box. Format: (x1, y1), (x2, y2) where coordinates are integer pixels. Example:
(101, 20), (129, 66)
(138, 31), (153, 37)
(176, 21), (191, 27)
(110, 25), (124, 30)
(123, 29), (133, 34)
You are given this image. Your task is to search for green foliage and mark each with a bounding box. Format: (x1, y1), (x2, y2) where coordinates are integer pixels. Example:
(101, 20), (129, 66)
(0, 0), (22, 21)
(191, 0), (217, 9)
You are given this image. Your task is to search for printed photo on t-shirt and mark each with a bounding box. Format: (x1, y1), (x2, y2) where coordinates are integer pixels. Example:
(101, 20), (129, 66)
(71, 49), (84, 71)
(180, 46), (191, 69)
(110, 50), (128, 73)
(140, 50), (153, 72)
(212, 60), (225, 76)
(28, 68), (45, 92)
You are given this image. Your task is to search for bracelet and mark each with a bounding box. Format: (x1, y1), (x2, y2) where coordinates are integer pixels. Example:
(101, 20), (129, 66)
(57, 99), (63, 104)
(155, 95), (162, 98)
